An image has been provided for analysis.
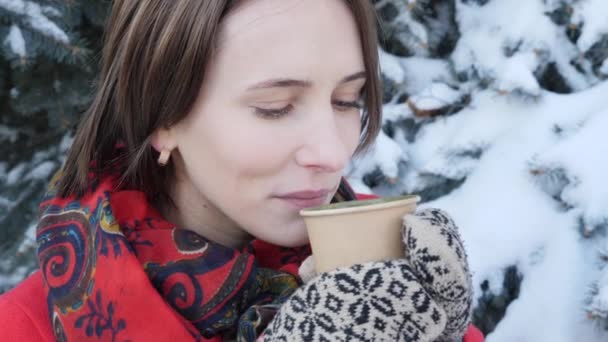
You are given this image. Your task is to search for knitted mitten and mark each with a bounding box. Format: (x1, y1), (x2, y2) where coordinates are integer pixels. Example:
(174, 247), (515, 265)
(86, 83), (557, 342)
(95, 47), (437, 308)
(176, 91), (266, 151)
(265, 259), (447, 341)
(264, 208), (473, 342)
(402, 208), (473, 341)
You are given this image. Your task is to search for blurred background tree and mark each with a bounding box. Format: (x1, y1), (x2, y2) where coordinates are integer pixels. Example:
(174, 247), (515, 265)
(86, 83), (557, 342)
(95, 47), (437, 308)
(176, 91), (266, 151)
(0, 0), (108, 290)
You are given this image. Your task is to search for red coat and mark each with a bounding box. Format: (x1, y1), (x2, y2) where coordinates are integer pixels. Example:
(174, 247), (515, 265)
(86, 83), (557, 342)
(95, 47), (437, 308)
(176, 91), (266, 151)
(0, 192), (484, 341)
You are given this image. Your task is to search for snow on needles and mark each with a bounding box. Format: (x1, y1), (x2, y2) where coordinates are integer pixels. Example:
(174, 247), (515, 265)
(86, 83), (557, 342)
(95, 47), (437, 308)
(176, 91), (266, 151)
(0, 0), (69, 56)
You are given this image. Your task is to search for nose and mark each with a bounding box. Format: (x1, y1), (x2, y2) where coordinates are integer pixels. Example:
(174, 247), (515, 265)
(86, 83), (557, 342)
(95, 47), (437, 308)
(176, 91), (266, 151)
(294, 110), (352, 173)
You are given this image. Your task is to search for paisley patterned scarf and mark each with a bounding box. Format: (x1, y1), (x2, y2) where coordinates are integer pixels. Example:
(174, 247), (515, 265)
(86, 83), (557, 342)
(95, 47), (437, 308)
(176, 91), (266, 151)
(36, 171), (357, 341)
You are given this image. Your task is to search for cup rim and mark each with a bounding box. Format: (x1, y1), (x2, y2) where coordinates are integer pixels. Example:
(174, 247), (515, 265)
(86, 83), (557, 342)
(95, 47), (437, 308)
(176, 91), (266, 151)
(299, 194), (420, 217)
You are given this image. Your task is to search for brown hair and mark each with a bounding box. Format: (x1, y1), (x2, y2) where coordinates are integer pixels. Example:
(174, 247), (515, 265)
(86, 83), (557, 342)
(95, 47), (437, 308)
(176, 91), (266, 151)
(58, 0), (383, 201)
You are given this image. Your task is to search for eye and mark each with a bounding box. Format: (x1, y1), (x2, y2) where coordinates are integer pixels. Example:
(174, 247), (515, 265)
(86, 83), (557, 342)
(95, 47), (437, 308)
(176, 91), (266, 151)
(251, 104), (294, 120)
(333, 99), (364, 112)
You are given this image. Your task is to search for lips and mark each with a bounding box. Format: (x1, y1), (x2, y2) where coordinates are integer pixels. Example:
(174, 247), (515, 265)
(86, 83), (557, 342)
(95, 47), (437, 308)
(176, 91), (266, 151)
(276, 189), (331, 199)
(275, 189), (332, 210)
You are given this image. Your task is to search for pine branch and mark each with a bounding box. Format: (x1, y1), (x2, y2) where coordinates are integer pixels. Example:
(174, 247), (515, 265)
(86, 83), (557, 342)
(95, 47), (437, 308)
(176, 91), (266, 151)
(586, 276), (608, 331)
(0, 1), (89, 64)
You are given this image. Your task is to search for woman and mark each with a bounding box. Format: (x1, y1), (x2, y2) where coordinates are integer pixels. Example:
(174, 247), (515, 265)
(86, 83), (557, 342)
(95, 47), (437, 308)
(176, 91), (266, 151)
(0, 0), (484, 341)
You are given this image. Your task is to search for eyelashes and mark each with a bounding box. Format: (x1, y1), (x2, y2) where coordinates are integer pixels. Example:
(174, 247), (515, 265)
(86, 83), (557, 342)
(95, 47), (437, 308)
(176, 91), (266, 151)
(253, 104), (294, 119)
(252, 100), (364, 120)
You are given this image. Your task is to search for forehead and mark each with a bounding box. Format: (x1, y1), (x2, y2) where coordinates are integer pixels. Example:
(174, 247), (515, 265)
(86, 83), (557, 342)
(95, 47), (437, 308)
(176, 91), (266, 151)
(212, 0), (364, 85)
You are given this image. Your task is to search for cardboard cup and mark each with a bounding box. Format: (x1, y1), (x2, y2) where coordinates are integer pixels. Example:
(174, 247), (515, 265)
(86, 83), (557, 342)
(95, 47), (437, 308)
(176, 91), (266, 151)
(300, 195), (420, 274)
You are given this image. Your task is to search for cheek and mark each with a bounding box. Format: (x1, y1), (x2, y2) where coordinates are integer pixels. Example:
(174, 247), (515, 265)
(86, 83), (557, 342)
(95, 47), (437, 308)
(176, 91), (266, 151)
(226, 139), (289, 179)
(183, 112), (292, 181)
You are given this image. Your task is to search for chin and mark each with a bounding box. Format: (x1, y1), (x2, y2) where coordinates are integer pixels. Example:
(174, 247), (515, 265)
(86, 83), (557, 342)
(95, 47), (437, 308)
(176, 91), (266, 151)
(261, 222), (310, 247)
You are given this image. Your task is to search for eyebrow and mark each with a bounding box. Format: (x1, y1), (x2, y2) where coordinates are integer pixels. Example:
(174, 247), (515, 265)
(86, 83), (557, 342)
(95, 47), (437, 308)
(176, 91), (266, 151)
(246, 71), (366, 91)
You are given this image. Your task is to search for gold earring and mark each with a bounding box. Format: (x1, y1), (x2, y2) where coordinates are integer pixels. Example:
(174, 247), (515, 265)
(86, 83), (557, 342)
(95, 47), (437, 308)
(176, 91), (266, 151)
(157, 149), (171, 166)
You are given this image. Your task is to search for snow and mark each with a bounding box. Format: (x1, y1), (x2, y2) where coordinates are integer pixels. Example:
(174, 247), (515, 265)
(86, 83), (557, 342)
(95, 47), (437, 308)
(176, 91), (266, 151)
(383, 1), (430, 57)
(551, 35), (594, 92)
(9, 87), (19, 99)
(381, 102), (414, 122)
(588, 264), (608, 322)
(16, 223), (36, 254)
(452, 0), (598, 95)
(379, 48), (406, 84)
(0, 265), (30, 289)
(348, 129), (406, 188)
(408, 82), (461, 112)
(0, 0), (69, 46)
(5, 25), (25, 57)
(0, 196), (10, 207)
(59, 134), (73, 151)
(573, 0), (608, 52)
(26, 161), (56, 181)
(349, 77), (608, 340)
(534, 109), (608, 230)
(453, 0), (554, 89)
(6, 163), (26, 186)
(496, 53), (541, 95)
(0, 125), (18, 143)
(377, 48), (455, 98)
(408, 91), (529, 180)
(40, 5), (61, 18)
(400, 57), (454, 95)
(600, 59), (608, 75)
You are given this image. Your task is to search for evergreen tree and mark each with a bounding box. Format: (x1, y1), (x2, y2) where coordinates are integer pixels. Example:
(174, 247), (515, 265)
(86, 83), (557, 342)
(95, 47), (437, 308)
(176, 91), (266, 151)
(0, 0), (107, 291)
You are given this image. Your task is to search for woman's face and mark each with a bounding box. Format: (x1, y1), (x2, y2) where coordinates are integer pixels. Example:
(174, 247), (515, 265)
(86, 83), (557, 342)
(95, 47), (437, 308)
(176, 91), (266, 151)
(159, 0), (365, 247)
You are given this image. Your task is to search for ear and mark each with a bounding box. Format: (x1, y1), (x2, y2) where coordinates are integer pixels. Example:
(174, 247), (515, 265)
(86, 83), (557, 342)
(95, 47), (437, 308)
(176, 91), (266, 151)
(150, 127), (177, 153)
